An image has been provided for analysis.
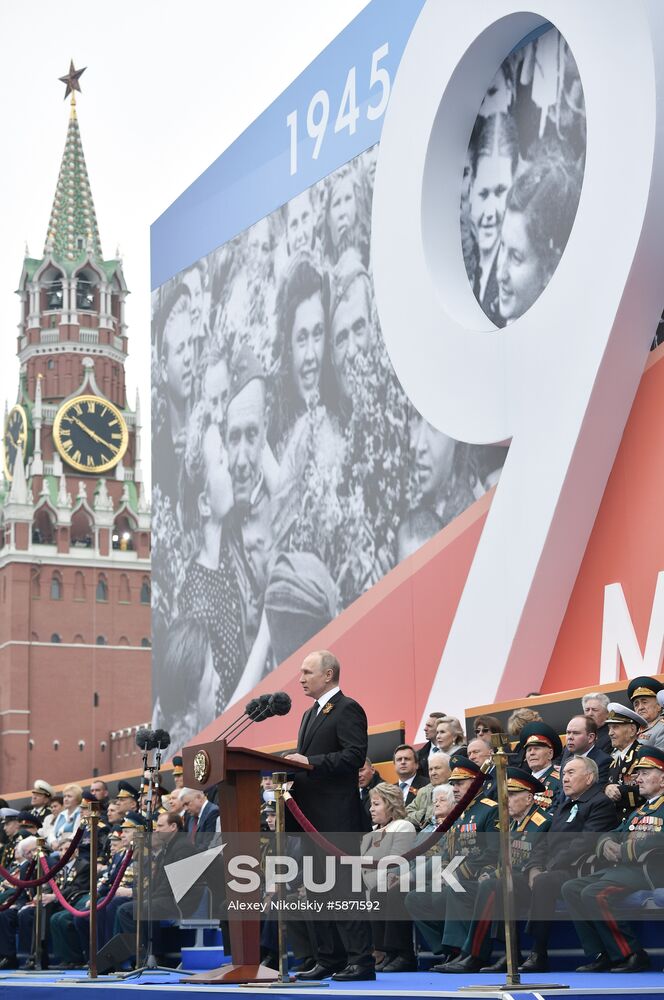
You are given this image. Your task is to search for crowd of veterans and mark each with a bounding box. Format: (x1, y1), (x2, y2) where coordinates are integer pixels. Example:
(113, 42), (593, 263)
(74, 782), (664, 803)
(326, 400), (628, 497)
(1, 674), (664, 974)
(0, 759), (228, 971)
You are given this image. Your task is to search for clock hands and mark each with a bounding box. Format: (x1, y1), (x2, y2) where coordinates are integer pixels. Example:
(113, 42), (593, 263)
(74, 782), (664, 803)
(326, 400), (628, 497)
(67, 415), (117, 453)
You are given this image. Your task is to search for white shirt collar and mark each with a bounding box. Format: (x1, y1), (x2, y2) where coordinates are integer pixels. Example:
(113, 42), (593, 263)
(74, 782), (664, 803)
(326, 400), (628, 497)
(315, 687), (340, 713)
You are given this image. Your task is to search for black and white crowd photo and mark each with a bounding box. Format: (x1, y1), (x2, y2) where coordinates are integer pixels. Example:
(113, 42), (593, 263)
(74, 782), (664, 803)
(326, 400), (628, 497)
(461, 26), (586, 327)
(151, 144), (509, 751)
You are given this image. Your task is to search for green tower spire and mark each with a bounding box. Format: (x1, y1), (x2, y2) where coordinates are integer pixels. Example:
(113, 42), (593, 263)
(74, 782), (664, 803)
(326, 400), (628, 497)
(44, 67), (103, 263)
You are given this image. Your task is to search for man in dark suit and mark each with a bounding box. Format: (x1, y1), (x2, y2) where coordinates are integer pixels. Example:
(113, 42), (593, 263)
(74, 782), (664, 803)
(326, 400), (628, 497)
(180, 788), (220, 843)
(519, 754), (618, 972)
(393, 745), (428, 804)
(358, 758), (383, 833)
(416, 712), (447, 778)
(285, 649), (374, 982)
(582, 693), (612, 754)
(559, 715), (612, 789)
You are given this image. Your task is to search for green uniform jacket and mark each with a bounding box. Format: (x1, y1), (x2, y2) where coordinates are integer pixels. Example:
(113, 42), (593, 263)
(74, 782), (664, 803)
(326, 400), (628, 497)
(446, 794), (499, 878)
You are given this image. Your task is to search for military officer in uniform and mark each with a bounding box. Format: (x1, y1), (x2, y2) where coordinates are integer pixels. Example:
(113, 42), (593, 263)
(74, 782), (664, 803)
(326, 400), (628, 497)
(30, 780), (55, 824)
(115, 781), (140, 816)
(0, 810), (21, 872)
(604, 703), (646, 822)
(628, 675), (664, 751)
(415, 756), (499, 969)
(519, 722), (563, 812)
(562, 744), (664, 972)
(439, 767), (552, 973)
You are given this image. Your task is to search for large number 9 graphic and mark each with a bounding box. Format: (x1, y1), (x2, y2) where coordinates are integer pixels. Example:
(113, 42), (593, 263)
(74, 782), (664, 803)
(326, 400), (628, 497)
(371, 0), (664, 721)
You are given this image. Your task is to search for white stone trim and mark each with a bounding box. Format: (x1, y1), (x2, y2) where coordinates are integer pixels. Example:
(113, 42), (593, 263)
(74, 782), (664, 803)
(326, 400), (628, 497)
(0, 640), (150, 652)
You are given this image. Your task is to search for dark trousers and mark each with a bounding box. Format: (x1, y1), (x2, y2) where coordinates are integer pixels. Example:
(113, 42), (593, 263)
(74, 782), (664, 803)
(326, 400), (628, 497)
(370, 885), (415, 959)
(50, 909), (85, 965)
(526, 869), (571, 952)
(561, 869), (648, 961)
(305, 847), (373, 968)
(462, 871), (530, 960)
(0, 907), (19, 958)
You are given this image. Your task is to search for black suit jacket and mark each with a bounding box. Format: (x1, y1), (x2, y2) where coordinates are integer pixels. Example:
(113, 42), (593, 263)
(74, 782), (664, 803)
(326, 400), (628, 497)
(289, 690), (368, 833)
(186, 799), (220, 839)
(530, 782), (618, 872)
(417, 742), (432, 778)
(559, 744), (612, 788)
(595, 724), (613, 755)
(398, 774), (429, 804)
(359, 770), (383, 832)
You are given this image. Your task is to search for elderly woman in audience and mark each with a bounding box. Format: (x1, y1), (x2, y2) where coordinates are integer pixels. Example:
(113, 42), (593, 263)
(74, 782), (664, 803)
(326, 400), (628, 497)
(435, 717), (466, 756)
(47, 785), (82, 853)
(361, 782), (417, 973)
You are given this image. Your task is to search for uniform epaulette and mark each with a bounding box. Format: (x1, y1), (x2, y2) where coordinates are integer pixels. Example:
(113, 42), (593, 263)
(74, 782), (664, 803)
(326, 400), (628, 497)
(650, 794), (664, 809)
(551, 766), (561, 777)
(530, 811), (547, 826)
(481, 798), (498, 807)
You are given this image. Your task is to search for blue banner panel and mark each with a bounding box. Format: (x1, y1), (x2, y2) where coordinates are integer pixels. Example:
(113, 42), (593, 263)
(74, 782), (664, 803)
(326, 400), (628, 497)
(150, 0), (425, 289)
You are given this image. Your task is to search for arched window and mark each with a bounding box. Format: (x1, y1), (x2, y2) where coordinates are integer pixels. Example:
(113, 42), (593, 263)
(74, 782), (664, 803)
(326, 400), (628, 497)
(112, 514), (135, 551)
(118, 574), (130, 603)
(96, 635), (107, 646)
(96, 574), (108, 602)
(118, 635), (130, 646)
(31, 572), (41, 599)
(51, 633), (61, 644)
(71, 508), (93, 548)
(43, 267), (63, 309)
(76, 268), (96, 310)
(141, 637), (151, 648)
(139, 578), (151, 605)
(73, 634), (84, 644)
(74, 571), (86, 601)
(50, 572), (62, 600)
(32, 507), (55, 545)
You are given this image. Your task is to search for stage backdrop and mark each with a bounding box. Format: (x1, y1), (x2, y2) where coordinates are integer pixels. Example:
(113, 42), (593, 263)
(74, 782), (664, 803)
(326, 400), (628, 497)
(151, 0), (664, 756)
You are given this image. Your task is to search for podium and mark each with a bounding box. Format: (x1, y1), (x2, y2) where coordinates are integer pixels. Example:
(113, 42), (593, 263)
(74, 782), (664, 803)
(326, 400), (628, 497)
(181, 739), (311, 984)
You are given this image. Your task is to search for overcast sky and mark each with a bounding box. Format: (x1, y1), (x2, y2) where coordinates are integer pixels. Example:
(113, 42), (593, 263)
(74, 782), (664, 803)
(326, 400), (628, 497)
(0, 1), (368, 485)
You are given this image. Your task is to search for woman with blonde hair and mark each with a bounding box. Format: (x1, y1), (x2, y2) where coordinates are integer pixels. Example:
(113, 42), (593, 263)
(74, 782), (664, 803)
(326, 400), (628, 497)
(361, 783), (417, 973)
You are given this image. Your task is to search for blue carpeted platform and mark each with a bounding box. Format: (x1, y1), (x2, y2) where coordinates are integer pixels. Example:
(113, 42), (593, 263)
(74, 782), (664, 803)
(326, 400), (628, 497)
(0, 969), (664, 999)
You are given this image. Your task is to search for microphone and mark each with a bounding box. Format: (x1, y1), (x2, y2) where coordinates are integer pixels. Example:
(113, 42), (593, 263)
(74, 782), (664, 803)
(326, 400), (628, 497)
(268, 692), (291, 717)
(152, 729), (171, 750)
(228, 692), (288, 744)
(253, 694), (274, 722)
(215, 695), (270, 744)
(135, 728), (155, 750)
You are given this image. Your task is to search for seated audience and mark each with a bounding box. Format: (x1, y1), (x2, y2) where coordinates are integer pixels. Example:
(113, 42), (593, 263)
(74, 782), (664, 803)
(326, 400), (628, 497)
(562, 745), (664, 973)
(519, 755), (618, 972)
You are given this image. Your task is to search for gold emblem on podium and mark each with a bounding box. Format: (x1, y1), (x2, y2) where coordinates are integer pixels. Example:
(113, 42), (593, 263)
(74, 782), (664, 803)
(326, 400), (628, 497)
(193, 749), (211, 784)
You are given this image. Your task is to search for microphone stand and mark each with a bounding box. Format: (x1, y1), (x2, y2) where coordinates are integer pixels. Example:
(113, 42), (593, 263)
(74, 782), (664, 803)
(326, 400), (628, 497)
(116, 741), (176, 980)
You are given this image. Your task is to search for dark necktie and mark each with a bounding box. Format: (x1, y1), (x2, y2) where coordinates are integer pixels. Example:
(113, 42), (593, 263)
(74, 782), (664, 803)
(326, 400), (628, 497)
(300, 702), (319, 749)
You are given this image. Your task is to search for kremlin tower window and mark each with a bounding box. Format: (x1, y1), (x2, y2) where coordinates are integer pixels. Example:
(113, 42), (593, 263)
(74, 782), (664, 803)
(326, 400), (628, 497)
(50, 571), (63, 600)
(140, 577), (150, 604)
(95, 574), (108, 602)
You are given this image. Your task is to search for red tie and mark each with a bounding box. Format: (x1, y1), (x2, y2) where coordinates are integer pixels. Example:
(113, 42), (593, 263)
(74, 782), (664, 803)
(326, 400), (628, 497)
(190, 816), (198, 843)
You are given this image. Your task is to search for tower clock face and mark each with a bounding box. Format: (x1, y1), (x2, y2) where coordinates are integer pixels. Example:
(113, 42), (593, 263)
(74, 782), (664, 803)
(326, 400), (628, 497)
(3, 404), (28, 480)
(53, 395), (129, 473)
